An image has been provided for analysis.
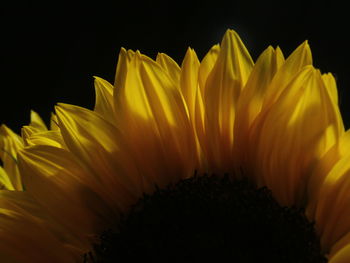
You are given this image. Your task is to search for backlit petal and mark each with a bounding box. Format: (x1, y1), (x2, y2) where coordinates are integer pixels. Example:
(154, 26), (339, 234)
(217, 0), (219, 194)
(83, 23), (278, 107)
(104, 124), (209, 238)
(251, 66), (343, 206)
(94, 76), (115, 123)
(56, 103), (141, 212)
(18, 145), (115, 243)
(202, 29), (254, 172)
(114, 51), (196, 190)
(0, 125), (23, 190)
(29, 110), (47, 131)
(0, 191), (79, 262)
(156, 52), (181, 85)
(234, 46), (284, 169)
(180, 47), (200, 121)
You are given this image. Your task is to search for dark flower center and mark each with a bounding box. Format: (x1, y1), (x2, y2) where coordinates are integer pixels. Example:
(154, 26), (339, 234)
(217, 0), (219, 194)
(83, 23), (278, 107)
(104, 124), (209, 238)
(87, 174), (327, 263)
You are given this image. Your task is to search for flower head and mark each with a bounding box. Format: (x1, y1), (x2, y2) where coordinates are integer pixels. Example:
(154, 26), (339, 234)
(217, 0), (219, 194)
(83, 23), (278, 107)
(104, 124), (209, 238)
(0, 29), (349, 262)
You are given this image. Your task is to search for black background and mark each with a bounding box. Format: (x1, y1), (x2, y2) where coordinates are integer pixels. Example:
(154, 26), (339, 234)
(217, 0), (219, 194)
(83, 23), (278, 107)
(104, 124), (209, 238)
(1, 0), (349, 133)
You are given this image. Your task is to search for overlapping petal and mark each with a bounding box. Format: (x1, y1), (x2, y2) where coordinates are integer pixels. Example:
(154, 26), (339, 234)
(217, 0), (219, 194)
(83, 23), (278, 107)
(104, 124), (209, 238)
(0, 191), (79, 262)
(305, 131), (350, 257)
(17, 145), (115, 248)
(249, 66), (343, 206)
(200, 29), (254, 172)
(0, 125), (23, 190)
(55, 103), (141, 212)
(113, 50), (197, 190)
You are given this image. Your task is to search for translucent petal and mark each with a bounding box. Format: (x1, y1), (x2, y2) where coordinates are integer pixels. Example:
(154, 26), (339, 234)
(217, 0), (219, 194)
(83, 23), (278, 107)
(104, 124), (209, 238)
(114, 48), (135, 89)
(329, 243), (350, 263)
(180, 47), (200, 121)
(262, 41), (312, 108)
(251, 66), (342, 206)
(198, 44), (220, 94)
(234, 46), (284, 170)
(29, 110), (47, 131)
(56, 103), (141, 211)
(18, 145), (115, 241)
(0, 125), (23, 190)
(156, 52), (181, 85)
(50, 113), (60, 131)
(202, 29), (254, 171)
(0, 191), (79, 262)
(0, 166), (14, 190)
(21, 126), (38, 146)
(322, 73), (344, 133)
(23, 130), (66, 148)
(307, 131), (350, 222)
(309, 145), (350, 250)
(195, 44), (220, 168)
(328, 231), (350, 262)
(94, 76), (115, 123)
(323, 73), (339, 105)
(113, 51), (196, 190)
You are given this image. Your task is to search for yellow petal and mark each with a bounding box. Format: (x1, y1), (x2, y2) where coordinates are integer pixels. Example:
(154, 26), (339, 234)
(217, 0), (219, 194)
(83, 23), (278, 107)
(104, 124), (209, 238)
(114, 47), (135, 89)
(308, 141), (350, 250)
(0, 191), (79, 262)
(250, 66), (342, 206)
(0, 125), (23, 190)
(0, 166), (14, 190)
(156, 52), (181, 85)
(24, 130), (66, 148)
(113, 51), (196, 189)
(329, 242), (350, 263)
(322, 73), (344, 133)
(94, 76), (115, 123)
(50, 112), (60, 131)
(198, 44), (220, 94)
(55, 103), (141, 211)
(328, 231), (350, 262)
(29, 110), (47, 131)
(234, 46), (284, 169)
(202, 29), (254, 171)
(237, 46), (284, 128)
(322, 73), (339, 105)
(306, 130), (350, 224)
(21, 126), (37, 146)
(18, 145), (115, 241)
(262, 41), (312, 108)
(195, 44), (220, 169)
(180, 47), (200, 121)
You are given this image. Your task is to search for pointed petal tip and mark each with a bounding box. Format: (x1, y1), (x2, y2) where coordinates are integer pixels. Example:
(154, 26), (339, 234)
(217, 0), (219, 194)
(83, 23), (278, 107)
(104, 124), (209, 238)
(261, 45), (275, 56)
(222, 29), (240, 42)
(55, 103), (69, 113)
(275, 46), (284, 55)
(119, 47), (127, 53)
(300, 40), (311, 51)
(93, 76), (105, 82)
(184, 47), (197, 57)
(225, 28), (238, 36)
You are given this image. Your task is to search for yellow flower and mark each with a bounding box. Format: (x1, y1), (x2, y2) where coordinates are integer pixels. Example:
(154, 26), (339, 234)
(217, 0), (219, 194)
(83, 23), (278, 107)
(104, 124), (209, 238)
(0, 29), (349, 262)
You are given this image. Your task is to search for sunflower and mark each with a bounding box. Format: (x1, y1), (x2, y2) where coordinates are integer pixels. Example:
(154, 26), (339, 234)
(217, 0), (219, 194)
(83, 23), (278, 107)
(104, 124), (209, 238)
(0, 29), (349, 262)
